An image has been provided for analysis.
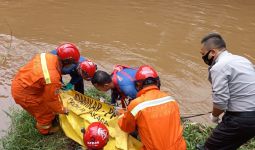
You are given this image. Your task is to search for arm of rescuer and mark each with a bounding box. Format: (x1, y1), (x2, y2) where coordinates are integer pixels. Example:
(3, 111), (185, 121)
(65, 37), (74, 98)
(43, 83), (67, 114)
(118, 105), (136, 133)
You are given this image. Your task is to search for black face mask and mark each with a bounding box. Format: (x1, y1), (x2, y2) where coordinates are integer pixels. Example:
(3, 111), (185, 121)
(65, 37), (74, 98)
(202, 50), (214, 66)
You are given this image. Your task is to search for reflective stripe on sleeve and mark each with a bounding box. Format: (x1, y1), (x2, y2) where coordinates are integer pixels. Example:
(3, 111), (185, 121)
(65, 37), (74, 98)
(40, 53), (51, 84)
(131, 96), (175, 116)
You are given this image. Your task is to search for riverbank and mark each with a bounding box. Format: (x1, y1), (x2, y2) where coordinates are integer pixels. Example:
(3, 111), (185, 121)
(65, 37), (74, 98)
(1, 89), (254, 150)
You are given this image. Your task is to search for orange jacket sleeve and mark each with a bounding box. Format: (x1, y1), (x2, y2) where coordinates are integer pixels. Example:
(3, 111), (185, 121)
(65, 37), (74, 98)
(43, 83), (65, 114)
(118, 111), (136, 133)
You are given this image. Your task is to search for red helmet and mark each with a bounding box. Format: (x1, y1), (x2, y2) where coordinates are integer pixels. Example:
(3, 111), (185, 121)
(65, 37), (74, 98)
(78, 60), (97, 81)
(83, 122), (109, 150)
(56, 43), (80, 64)
(135, 65), (160, 91)
(135, 65), (158, 81)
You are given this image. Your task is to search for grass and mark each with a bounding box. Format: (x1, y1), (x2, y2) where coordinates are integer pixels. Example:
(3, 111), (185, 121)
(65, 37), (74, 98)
(0, 108), (72, 150)
(1, 88), (255, 150)
(183, 120), (255, 150)
(84, 88), (111, 103)
(183, 120), (214, 149)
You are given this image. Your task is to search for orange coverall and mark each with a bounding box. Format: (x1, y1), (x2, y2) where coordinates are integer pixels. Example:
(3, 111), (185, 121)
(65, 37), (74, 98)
(118, 85), (186, 150)
(11, 53), (65, 134)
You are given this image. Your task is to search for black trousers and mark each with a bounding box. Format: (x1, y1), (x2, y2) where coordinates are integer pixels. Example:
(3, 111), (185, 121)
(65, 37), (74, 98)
(74, 79), (84, 94)
(205, 112), (255, 150)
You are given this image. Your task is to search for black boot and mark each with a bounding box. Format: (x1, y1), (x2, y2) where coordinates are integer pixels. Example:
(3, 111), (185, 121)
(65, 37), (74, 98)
(52, 115), (59, 127)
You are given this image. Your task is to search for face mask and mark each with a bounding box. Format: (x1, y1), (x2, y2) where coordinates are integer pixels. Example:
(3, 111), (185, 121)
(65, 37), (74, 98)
(202, 50), (214, 66)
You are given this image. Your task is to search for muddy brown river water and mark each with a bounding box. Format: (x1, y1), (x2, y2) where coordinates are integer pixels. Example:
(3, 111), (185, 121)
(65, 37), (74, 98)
(0, 0), (255, 137)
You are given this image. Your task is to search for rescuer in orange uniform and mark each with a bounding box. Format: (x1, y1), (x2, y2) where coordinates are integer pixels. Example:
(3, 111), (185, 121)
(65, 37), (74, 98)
(11, 43), (80, 135)
(118, 65), (186, 150)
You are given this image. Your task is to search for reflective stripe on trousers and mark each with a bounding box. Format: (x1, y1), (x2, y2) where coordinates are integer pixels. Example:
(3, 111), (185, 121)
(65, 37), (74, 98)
(36, 122), (51, 129)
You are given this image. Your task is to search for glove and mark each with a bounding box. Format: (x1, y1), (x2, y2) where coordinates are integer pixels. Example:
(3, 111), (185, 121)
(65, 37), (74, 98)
(62, 83), (73, 91)
(114, 106), (126, 116)
(99, 97), (106, 103)
(118, 114), (124, 119)
(210, 113), (219, 123)
(63, 107), (69, 115)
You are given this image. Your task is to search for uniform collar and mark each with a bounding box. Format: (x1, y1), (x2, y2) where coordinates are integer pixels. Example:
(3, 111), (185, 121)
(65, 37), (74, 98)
(137, 85), (159, 97)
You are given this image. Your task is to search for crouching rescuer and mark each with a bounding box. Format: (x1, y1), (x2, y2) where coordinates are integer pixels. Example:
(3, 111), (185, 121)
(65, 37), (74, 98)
(10, 45), (79, 135)
(118, 65), (186, 150)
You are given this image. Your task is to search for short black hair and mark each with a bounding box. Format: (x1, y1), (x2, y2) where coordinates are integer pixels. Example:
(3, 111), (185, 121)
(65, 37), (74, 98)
(135, 77), (161, 91)
(201, 33), (226, 50)
(143, 77), (159, 87)
(91, 70), (112, 85)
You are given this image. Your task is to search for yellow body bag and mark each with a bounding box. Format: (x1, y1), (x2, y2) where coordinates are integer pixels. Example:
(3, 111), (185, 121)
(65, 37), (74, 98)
(59, 90), (142, 150)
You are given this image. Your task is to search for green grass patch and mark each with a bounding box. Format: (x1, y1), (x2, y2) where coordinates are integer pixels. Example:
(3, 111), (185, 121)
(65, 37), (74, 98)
(0, 108), (75, 150)
(1, 88), (255, 150)
(183, 120), (213, 149)
(183, 120), (255, 150)
(84, 88), (111, 103)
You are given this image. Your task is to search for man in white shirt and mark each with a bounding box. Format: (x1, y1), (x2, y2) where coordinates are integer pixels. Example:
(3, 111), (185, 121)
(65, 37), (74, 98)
(197, 33), (255, 150)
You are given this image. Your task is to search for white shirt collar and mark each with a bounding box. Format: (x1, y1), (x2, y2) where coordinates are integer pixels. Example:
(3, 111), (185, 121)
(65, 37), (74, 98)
(215, 50), (229, 63)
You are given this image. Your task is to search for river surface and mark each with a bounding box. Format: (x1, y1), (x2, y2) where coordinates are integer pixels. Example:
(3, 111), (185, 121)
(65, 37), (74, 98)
(0, 0), (255, 137)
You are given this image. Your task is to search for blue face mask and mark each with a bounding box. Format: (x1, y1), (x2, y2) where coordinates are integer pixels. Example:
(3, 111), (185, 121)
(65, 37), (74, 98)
(61, 64), (77, 74)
